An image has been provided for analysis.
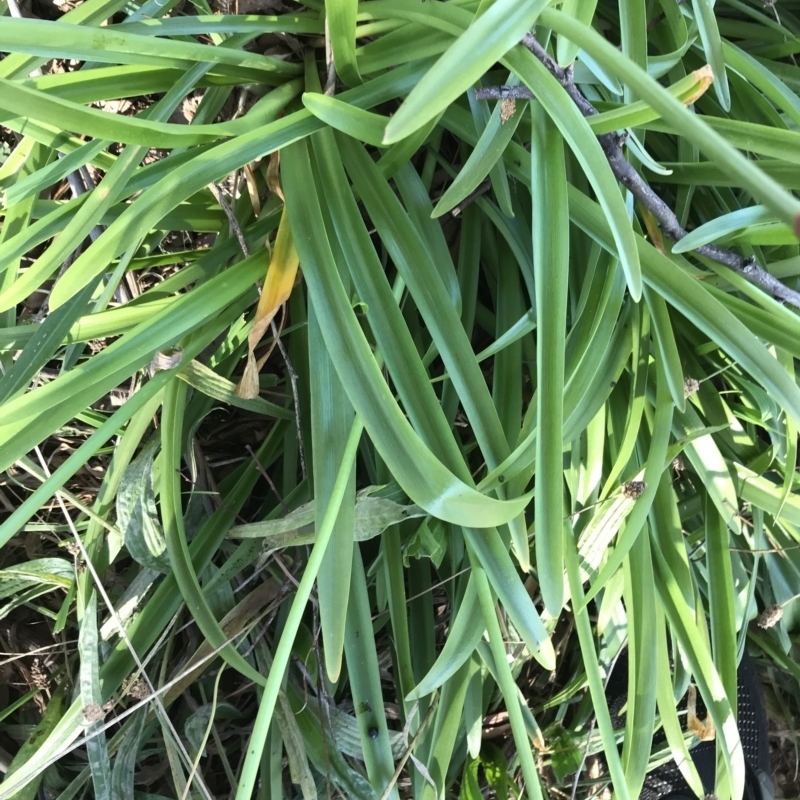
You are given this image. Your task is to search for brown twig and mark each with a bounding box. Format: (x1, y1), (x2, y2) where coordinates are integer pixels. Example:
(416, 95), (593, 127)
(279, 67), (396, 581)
(470, 34), (800, 309)
(450, 180), (494, 217)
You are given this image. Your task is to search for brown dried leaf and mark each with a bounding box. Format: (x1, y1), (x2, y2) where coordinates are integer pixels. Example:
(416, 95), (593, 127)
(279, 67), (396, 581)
(684, 65), (715, 106)
(687, 684), (716, 742)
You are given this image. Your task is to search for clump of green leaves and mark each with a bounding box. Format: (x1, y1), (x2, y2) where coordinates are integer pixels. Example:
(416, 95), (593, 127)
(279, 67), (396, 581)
(1, 1), (800, 799)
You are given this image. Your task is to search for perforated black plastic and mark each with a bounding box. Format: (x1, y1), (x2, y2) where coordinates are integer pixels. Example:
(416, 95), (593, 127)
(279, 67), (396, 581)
(604, 649), (773, 800)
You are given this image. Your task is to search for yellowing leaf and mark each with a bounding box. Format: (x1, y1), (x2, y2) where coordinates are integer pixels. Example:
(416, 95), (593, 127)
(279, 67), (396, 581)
(236, 208), (300, 399)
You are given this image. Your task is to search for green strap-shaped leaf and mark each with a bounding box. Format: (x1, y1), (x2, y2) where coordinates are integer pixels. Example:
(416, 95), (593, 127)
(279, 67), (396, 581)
(377, 112), (443, 180)
(344, 547), (398, 798)
(407, 575), (483, 700)
(555, 0), (598, 66)
(0, 256), (264, 474)
(309, 299), (356, 683)
(653, 605), (706, 797)
(0, 0), (153, 79)
(620, 523), (658, 799)
(433, 82), (525, 217)
(642, 115), (800, 166)
(419, 659), (472, 800)
(619, 0), (647, 103)
(586, 69), (715, 135)
(338, 138), (513, 474)
(5, 138), (108, 206)
(705, 499), (738, 729)
(0, 277), (102, 407)
(0, 17), (301, 79)
(464, 656), (484, 758)
(672, 402), (742, 538)
(0, 140), (49, 349)
(328, 0), (362, 85)
(382, 528), (415, 713)
(643, 285), (684, 411)
(672, 205), (774, 252)
(392, 163), (463, 311)
(466, 83), (515, 218)
(464, 526), (556, 669)
(302, 92), (387, 146)
(113, 13), (324, 37)
(309, 124), (467, 472)
(0, 77), (303, 148)
(19, 64), (223, 105)
(531, 101), (569, 614)
(479, 296), (631, 494)
(356, 22), (448, 75)
(722, 40), (800, 128)
(599, 304), (650, 500)
(690, 0), (731, 110)
(383, 0), (553, 142)
(649, 472), (695, 610)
